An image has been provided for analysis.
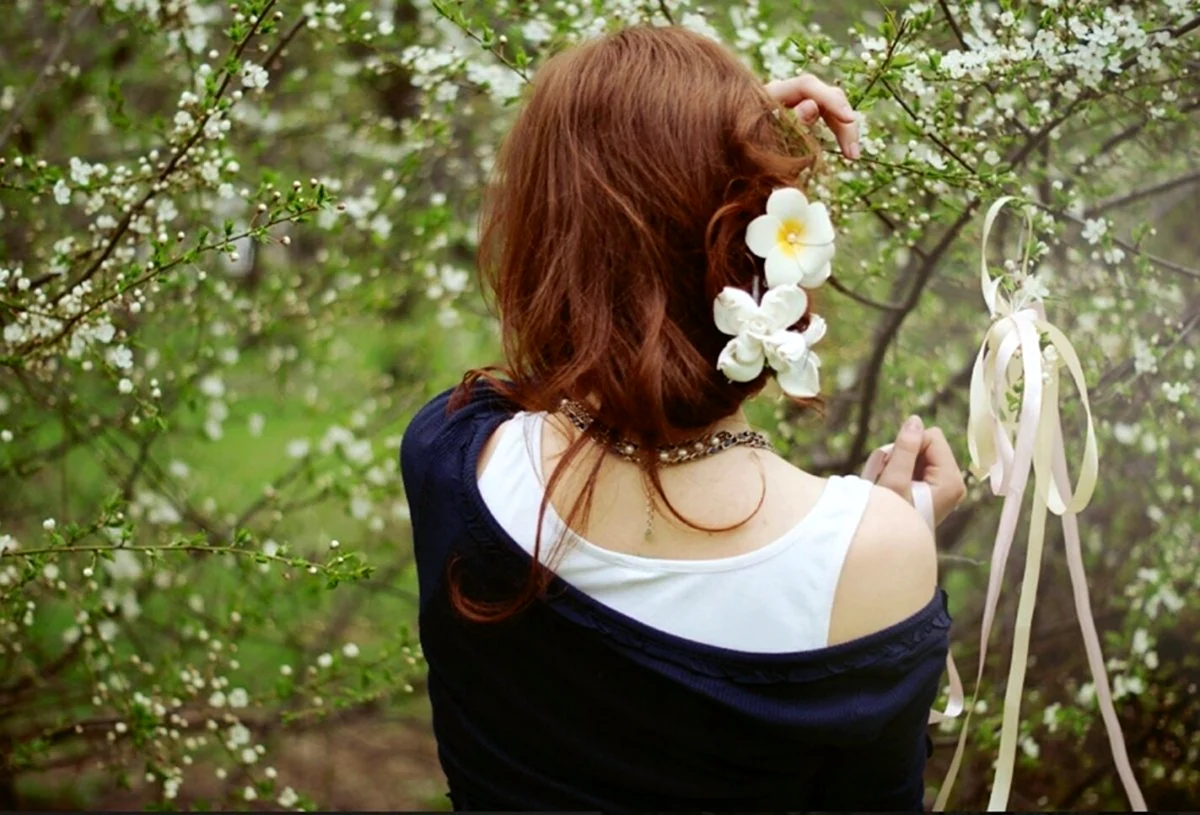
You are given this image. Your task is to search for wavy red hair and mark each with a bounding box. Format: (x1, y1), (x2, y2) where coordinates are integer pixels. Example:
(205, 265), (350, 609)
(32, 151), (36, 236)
(450, 24), (823, 620)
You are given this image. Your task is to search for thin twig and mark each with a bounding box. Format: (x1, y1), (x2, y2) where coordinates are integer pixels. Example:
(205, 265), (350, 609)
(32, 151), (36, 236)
(862, 204), (931, 260)
(938, 553), (987, 567)
(827, 276), (907, 312)
(882, 78), (978, 175)
(437, 10), (530, 82)
(4, 543), (321, 563)
(656, 0), (675, 26)
(1066, 97), (1200, 197)
(1037, 202), (1200, 281)
(854, 15), (908, 106)
(0, 6), (91, 150)
(1084, 168), (1200, 217)
(844, 202), (979, 469)
(1092, 306), (1200, 400)
(937, 0), (969, 50)
(15, 207), (316, 358)
(26, 0), (281, 295)
(263, 13), (310, 69)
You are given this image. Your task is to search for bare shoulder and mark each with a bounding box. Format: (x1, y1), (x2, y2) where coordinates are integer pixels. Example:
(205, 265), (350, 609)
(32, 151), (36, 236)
(826, 483), (938, 646)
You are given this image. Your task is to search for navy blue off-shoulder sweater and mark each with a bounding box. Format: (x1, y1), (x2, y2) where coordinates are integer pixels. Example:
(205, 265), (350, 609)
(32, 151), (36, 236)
(400, 384), (951, 811)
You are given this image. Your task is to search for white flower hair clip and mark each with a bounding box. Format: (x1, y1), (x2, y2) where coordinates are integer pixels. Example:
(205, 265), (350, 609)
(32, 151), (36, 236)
(712, 186), (835, 398)
(745, 187), (835, 289)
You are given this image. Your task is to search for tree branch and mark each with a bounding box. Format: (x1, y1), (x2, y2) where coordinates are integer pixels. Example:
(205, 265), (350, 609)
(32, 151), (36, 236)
(263, 13), (310, 71)
(827, 275), (908, 312)
(937, 0), (969, 50)
(882, 78), (978, 175)
(0, 6), (91, 150)
(656, 0), (675, 26)
(844, 202), (979, 469)
(1040, 203), (1200, 281)
(26, 0), (281, 295)
(1084, 168), (1200, 217)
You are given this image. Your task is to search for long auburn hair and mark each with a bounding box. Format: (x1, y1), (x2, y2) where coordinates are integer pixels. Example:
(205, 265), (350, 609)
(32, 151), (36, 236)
(449, 24), (823, 621)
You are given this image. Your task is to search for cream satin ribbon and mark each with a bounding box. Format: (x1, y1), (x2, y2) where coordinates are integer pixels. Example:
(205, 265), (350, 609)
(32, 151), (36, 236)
(932, 197), (1146, 811)
(861, 451), (965, 727)
(866, 445), (937, 528)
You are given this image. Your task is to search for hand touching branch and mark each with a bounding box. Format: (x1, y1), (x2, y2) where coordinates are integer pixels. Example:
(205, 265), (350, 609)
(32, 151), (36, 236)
(765, 73), (862, 159)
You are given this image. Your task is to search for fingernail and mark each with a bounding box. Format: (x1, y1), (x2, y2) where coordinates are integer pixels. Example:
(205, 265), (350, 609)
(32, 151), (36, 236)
(841, 104), (855, 118)
(848, 142), (861, 159)
(904, 415), (923, 434)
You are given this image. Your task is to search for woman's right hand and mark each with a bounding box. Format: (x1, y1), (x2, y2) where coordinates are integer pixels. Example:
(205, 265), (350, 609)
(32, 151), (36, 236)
(861, 415), (967, 527)
(764, 73), (861, 159)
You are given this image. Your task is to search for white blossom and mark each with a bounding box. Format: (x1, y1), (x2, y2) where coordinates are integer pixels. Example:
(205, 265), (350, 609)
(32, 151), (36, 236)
(1081, 217), (1108, 244)
(241, 62), (269, 90)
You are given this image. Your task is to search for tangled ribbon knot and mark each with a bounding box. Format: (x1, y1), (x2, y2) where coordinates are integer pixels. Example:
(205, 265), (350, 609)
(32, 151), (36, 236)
(933, 197), (1146, 812)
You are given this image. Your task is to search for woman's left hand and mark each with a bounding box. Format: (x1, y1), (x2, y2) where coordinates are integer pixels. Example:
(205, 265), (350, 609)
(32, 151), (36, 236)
(764, 74), (861, 160)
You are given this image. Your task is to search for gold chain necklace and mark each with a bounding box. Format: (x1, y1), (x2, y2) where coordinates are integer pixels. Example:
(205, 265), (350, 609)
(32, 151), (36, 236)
(557, 399), (772, 540)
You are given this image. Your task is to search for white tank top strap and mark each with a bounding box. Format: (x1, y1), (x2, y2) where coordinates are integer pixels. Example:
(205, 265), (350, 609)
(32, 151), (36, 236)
(796, 473), (876, 557)
(779, 473), (876, 644)
(478, 412), (557, 549)
(478, 411), (531, 488)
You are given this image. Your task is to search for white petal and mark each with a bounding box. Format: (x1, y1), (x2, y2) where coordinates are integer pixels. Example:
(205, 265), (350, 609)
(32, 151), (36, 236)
(793, 242), (835, 286)
(761, 329), (805, 370)
(745, 214), (781, 259)
(799, 202), (836, 246)
(801, 259), (833, 289)
(759, 285), (808, 331)
(765, 187), (810, 222)
(764, 246), (803, 288)
(713, 287), (758, 336)
(717, 335), (765, 382)
(775, 353), (821, 398)
(802, 314), (827, 346)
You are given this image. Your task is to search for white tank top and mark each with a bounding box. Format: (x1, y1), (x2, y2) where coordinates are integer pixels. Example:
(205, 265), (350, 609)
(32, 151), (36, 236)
(477, 412), (875, 653)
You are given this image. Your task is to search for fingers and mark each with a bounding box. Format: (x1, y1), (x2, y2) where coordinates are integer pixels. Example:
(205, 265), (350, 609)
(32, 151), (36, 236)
(867, 421), (965, 527)
(766, 75), (855, 120)
(764, 74), (861, 159)
(861, 448), (885, 482)
(794, 98), (820, 124)
(919, 427), (967, 511)
(824, 114), (861, 160)
(918, 427), (957, 476)
(876, 415), (924, 497)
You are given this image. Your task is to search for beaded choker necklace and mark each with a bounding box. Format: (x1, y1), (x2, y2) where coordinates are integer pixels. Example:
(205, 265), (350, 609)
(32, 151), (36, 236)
(557, 399), (772, 541)
(559, 399), (772, 463)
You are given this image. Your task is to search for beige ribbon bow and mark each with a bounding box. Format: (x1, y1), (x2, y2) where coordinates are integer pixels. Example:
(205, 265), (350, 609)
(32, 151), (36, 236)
(933, 197), (1146, 811)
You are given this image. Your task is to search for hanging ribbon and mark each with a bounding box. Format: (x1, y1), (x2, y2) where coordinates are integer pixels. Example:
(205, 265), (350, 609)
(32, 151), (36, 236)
(932, 197), (1146, 811)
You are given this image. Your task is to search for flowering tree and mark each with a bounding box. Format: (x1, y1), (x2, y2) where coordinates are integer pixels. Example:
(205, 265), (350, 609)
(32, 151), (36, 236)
(1, 0), (1197, 810)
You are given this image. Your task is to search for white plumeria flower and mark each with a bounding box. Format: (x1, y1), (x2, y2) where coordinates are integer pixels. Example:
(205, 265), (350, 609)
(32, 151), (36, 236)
(763, 316), (827, 398)
(713, 284), (812, 385)
(745, 187), (836, 289)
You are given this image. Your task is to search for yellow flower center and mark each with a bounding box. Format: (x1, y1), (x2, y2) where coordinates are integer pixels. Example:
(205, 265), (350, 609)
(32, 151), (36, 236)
(777, 219), (806, 252)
